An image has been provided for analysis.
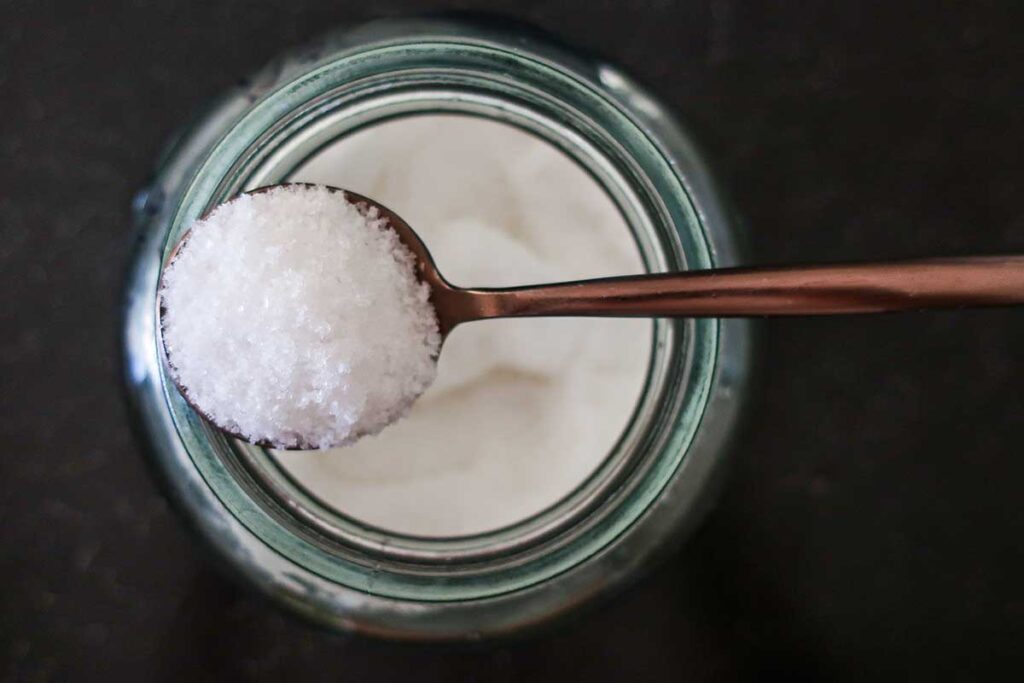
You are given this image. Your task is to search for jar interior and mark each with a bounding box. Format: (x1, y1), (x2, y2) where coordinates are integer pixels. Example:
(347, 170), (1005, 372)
(268, 114), (653, 537)
(148, 38), (718, 593)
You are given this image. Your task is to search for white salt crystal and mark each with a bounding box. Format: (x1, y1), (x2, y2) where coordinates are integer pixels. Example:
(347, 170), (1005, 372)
(159, 184), (441, 449)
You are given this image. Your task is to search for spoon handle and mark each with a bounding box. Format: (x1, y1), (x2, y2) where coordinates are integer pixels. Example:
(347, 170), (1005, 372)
(460, 256), (1024, 319)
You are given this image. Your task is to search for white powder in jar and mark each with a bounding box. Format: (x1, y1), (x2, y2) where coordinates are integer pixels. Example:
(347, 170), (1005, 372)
(276, 115), (652, 536)
(160, 185), (441, 449)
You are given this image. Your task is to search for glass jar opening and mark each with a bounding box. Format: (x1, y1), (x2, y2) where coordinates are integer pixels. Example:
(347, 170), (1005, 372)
(123, 18), (749, 636)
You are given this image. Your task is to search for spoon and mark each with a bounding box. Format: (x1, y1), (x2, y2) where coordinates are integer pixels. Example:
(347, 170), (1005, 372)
(161, 183), (1024, 446)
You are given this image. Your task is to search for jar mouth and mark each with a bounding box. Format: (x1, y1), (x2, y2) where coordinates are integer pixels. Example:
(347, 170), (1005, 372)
(153, 31), (721, 602)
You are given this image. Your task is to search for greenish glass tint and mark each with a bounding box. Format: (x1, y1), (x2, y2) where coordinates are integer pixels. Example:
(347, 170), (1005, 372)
(123, 17), (750, 638)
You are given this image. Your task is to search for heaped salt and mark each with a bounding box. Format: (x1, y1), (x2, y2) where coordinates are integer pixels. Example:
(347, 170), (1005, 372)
(159, 184), (441, 449)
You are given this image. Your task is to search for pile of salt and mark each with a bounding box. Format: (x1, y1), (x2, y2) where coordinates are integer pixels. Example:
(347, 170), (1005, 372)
(160, 185), (440, 449)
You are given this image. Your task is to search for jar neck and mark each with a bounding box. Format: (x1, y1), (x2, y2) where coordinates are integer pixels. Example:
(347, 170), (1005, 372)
(156, 30), (720, 601)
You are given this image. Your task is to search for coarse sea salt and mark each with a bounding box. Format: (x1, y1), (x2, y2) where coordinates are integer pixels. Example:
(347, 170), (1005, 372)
(160, 185), (441, 449)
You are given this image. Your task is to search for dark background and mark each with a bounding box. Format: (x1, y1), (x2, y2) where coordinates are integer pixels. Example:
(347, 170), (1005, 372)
(2, 1), (1023, 680)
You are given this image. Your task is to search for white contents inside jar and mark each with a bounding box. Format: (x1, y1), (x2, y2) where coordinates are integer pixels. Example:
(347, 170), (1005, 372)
(274, 114), (652, 536)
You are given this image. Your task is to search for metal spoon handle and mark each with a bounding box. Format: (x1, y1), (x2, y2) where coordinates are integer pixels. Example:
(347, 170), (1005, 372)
(457, 256), (1024, 320)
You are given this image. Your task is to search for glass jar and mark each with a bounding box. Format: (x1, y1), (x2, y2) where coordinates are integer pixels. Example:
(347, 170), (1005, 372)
(122, 16), (751, 639)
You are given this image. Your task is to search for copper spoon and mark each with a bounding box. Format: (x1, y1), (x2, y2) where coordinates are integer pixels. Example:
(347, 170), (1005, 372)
(161, 183), (1024, 447)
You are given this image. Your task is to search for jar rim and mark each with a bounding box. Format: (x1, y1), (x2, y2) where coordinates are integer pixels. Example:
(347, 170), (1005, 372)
(124, 16), (748, 636)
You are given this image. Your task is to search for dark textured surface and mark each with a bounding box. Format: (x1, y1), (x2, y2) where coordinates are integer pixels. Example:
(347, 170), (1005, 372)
(2, 1), (1023, 680)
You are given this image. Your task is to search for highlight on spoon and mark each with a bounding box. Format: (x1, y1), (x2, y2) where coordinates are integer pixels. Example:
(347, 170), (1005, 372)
(159, 183), (442, 450)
